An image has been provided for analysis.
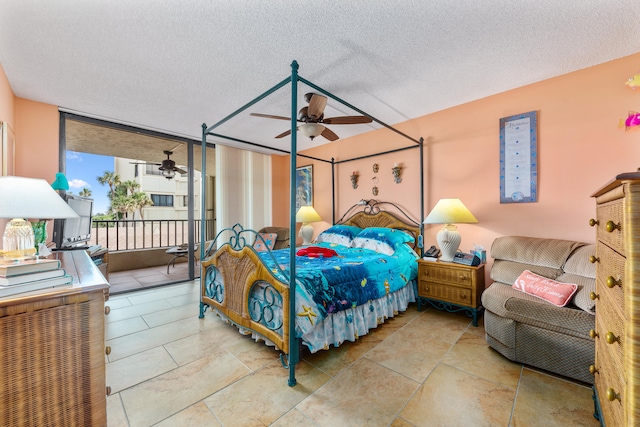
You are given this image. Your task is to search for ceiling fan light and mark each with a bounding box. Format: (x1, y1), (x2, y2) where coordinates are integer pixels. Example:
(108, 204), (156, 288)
(300, 123), (324, 139)
(161, 168), (175, 179)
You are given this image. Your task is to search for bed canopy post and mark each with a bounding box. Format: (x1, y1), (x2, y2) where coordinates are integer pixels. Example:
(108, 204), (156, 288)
(419, 137), (424, 256)
(287, 60), (300, 387)
(200, 123), (207, 262)
(331, 157), (336, 224)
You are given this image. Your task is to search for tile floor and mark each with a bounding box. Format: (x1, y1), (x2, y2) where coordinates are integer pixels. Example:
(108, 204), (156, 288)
(107, 262), (198, 295)
(105, 281), (600, 427)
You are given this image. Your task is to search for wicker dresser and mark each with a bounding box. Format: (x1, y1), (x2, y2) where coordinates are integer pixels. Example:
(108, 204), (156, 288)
(0, 250), (109, 426)
(591, 172), (640, 426)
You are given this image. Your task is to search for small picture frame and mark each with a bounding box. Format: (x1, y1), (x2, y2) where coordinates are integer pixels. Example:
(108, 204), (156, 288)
(295, 165), (313, 211)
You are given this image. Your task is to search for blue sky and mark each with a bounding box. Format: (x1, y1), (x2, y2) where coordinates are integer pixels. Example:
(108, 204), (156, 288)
(65, 151), (114, 214)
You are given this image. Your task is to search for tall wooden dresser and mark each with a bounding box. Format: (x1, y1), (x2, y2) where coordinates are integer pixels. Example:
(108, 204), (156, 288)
(0, 250), (110, 426)
(591, 172), (640, 426)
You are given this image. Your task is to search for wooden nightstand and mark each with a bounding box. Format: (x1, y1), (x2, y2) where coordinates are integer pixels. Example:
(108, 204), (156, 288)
(417, 260), (486, 326)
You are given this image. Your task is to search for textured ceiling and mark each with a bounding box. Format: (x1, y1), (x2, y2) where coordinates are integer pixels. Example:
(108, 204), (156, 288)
(0, 1), (639, 156)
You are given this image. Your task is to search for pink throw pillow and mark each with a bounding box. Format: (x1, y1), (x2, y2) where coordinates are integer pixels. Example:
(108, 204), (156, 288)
(512, 270), (578, 307)
(253, 232), (278, 252)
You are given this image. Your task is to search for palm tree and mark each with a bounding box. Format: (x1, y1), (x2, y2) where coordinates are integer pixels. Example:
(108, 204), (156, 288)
(131, 192), (153, 220)
(120, 180), (140, 196)
(97, 171), (121, 200)
(79, 188), (92, 197)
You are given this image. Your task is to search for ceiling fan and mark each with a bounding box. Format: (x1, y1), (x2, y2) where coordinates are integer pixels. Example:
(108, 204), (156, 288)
(250, 93), (373, 141)
(131, 150), (186, 180)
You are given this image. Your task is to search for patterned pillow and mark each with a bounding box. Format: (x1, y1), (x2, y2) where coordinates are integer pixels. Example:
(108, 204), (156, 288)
(253, 232), (278, 252)
(352, 227), (413, 255)
(315, 225), (362, 247)
(512, 270), (578, 307)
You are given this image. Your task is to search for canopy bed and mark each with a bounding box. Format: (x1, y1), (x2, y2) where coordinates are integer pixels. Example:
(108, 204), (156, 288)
(199, 61), (424, 386)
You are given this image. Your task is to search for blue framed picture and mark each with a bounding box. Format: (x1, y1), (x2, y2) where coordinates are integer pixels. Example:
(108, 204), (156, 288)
(499, 111), (538, 203)
(295, 165), (313, 211)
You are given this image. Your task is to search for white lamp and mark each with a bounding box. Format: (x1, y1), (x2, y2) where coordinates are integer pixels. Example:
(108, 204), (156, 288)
(296, 205), (322, 246)
(423, 198), (478, 262)
(0, 176), (79, 258)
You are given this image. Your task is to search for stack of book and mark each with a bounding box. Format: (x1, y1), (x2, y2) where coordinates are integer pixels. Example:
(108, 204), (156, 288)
(0, 258), (72, 298)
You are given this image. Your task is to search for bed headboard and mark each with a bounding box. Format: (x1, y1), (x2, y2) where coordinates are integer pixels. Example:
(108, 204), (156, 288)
(338, 200), (421, 249)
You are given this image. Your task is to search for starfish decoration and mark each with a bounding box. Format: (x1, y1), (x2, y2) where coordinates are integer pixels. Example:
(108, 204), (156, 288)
(297, 305), (317, 325)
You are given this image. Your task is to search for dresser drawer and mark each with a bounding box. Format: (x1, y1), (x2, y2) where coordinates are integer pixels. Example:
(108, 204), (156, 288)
(419, 264), (474, 288)
(418, 280), (472, 306)
(594, 354), (625, 427)
(595, 242), (625, 296)
(596, 199), (625, 256)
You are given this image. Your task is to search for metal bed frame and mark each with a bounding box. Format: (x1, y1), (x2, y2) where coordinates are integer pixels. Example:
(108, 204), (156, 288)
(199, 60), (424, 386)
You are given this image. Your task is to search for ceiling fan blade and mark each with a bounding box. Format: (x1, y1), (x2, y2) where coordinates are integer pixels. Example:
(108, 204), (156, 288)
(321, 127), (339, 141)
(322, 116), (373, 125)
(174, 167), (187, 175)
(250, 113), (292, 121)
(275, 129), (292, 139)
(307, 94), (327, 119)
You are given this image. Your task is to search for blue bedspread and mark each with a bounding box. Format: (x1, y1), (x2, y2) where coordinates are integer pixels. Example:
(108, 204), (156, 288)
(257, 242), (418, 337)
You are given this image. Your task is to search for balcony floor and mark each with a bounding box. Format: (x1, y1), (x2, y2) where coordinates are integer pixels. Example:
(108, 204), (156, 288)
(107, 261), (200, 295)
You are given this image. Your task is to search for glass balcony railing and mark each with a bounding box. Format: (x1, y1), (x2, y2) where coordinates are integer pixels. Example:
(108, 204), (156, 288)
(91, 219), (215, 252)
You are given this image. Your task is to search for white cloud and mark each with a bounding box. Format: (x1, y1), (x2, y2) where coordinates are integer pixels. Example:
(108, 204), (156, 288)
(66, 151), (82, 161)
(68, 178), (89, 189)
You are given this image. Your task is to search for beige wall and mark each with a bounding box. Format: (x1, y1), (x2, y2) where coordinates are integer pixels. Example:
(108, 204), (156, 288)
(273, 52), (640, 260)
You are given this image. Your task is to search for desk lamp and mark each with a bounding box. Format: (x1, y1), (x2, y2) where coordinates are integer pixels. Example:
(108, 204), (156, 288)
(295, 205), (322, 246)
(0, 176), (79, 258)
(423, 198), (478, 262)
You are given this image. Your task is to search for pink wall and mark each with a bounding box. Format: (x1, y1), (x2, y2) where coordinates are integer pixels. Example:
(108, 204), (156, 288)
(0, 63), (15, 129)
(273, 52), (640, 266)
(0, 64), (59, 236)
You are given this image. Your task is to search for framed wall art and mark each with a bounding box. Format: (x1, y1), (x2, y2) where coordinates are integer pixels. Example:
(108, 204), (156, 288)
(295, 165), (313, 211)
(499, 111), (538, 203)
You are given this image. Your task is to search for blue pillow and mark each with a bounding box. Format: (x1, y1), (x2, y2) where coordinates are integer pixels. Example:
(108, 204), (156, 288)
(352, 227), (413, 255)
(316, 224), (362, 246)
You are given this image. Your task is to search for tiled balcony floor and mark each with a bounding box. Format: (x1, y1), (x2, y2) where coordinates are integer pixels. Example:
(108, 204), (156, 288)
(107, 261), (200, 295)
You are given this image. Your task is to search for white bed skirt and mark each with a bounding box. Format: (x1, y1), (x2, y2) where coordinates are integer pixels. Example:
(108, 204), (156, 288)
(212, 280), (417, 354)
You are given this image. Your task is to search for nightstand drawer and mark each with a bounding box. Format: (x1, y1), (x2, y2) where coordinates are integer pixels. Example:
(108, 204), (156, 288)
(419, 281), (472, 306)
(419, 264), (474, 288)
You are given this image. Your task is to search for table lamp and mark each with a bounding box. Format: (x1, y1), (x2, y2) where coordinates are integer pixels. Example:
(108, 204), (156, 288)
(296, 205), (322, 246)
(423, 198), (478, 262)
(0, 176), (79, 258)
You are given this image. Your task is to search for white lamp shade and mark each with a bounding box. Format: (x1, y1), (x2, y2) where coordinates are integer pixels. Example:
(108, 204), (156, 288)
(423, 199), (477, 262)
(423, 198), (477, 225)
(0, 176), (79, 220)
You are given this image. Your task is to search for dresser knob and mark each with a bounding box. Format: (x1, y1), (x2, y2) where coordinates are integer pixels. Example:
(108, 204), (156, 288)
(106, 386), (112, 396)
(606, 220), (621, 233)
(589, 218), (599, 227)
(589, 329), (599, 339)
(105, 346), (112, 355)
(589, 256), (599, 264)
(606, 388), (621, 402)
(605, 332), (620, 345)
(589, 365), (598, 375)
(606, 276), (622, 288)
(459, 275), (468, 281)
(105, 305), (111, 315)
(589, 292), (599, 301)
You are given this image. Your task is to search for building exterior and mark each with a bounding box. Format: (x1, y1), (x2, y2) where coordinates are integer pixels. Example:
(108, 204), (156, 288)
(114, 157), (201, 221)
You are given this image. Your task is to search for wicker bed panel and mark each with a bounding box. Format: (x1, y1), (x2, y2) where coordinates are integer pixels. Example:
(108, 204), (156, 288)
(203, 245), (291, 353)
